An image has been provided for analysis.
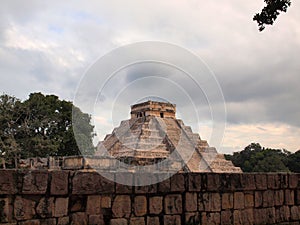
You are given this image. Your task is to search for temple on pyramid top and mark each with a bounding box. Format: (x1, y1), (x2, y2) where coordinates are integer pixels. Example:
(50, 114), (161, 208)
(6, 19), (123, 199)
(130, 100), (176, 119)
(96, 100), (241, 173)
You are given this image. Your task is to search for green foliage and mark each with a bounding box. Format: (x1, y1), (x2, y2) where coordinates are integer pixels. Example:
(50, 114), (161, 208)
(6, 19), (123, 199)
(225, 143), (291, 172)
(254, 0), (291, 31)
(287, 150), (300, 172)
(0, 92), (95, 166)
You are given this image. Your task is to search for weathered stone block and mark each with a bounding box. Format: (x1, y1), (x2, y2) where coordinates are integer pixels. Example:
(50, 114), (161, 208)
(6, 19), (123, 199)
(149, 196), (162, 214)
(70, 195), (86, 212)
(222, 193), (233, 210)
(188, 173), (201, 191)
(185, 192), (197, 212)
(164, 194), (182, 214)
(201, 212), (220, 225)
(134, 174), (157, 194)
(89, 215), (104, 225)
(14, 196), (36, 221)
(291, 206), (300, 221)
(275, 206), (290, 223)
(170, 173), (185, 192)
(263, 190), (274, 207)
(163, 215), (181, 225)
(242, 208), (254, 225)
(240, 174), (255, 190)
(285, 189), (295, 205)
(112, 195), (131, 218)
(267, 174), (280, 189)
(254, 191), (262, 207)
(129, 217), (145, 225)
(146, 216), (159, 225)
(289, 174), (299, 189)
(221, 210), (232, 225)
(71, 212), (88, 225)
(40, 218), (56, 225)
(206, 174), (220, 191)
(22, 171), (48, 194)
(86, 195), (101, 215)
(275, 190), (284, 206)
(202, 193), (221, 212)
(185, 212), (200, 225)
(36, 197), (54, 218)
(134, 196), (147, 216)
(57, 216), (69, 225)
(54, 198), (68, 217)
(72, 172), (114, 194)
(0, 198), (14, 223)
(19, 219), (40, 225)
(234, 192), (244, 209)
(116, 173), (133, 193)
(50, 171), (69, 195)
(110, 218), (128, 225)
(101, 196), (111, 208)
(244, 192), (254, 208)
(255, 174), (267, 190)
(0, 170), (17, 194)
(233, 210), (242, 225)
(158, 176), (170, 193)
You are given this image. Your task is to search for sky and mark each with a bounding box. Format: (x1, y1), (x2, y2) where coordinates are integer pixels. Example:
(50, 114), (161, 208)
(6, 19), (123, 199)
(1, 1), (300, 153)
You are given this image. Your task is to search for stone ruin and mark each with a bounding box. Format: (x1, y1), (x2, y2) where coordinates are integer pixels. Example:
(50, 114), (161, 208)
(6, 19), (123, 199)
(96, 100), (241, 173)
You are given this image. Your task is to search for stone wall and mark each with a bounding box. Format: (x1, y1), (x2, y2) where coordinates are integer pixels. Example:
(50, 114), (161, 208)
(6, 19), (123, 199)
(1, 170), (300, 225)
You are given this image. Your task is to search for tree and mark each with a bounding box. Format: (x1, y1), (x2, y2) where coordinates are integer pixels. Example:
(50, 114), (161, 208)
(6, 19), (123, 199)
(225, 143), (290, 172)
(0, 92), (95, 166)
(287, 150), (300, 172)
(254, 0), (291, 31)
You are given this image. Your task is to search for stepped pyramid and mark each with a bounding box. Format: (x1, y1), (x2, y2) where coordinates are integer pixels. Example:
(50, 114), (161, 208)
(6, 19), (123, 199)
(96, 101), (241, 172)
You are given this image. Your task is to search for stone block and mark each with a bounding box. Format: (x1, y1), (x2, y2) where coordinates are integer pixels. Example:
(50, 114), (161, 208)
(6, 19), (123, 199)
(244, 192), (254, 208)
(291, 206), (300, 221)
(233, 210), (242, 225)
(36, 197), (54, 218)
(110, 218), (128, 225)
(164, 194), (182, 214)
(289, 174), (299, 189)
(72, 172), (114, 194)
(57, 216), (69, 225)
(0, 170), (17, 194)
(86, 195), (101, 215)
(112, 195), (131, 218)
(201, 212), (220, 225)
(267, 174), (280, 189)
(275, 190), (284, 206)
(22, 171), (48, 194)
(222, 193), (233, 210)
(116, 173), (133, 193)
(70, 195), (86, 212)
(221, 210), (232, 225)
(19, 219), (40, 225)
(149, 196), (162, 214)
(185, 212), (200, 225)
(0, 198), (14, 223)
(170, 173), (185, 192)
(89, 215), (104, 225)
(202, 193), (221, 212)
(14, 196), (36, 221)
(285, 189), (295, 205)
(275, 206), (290, 223)
(163, 215), (181, 225)
(134, 196), (147, 216)
(158, 176), (170, 193)
(254, 191), (262, 207)
(129, 217), (145, 225)
(188, 173), (201, 191)
(255, 174), (267, 190)
(185, 192), (197, 212)
(134, 173), (157, 194)
(234, 192), (244, 209)
(263, 190), (274, 207)
(242, 208), (254, 225)
(50, 171), (69, 195)
(206, 174), (220, 191)
(146, 216), (160, 225)
(297, 189), (300, 205)
(40, 218), (56, 225)
(71, 212), (88, 225)
(101, 196), (111, 208)
(240, 174), (255, 190)
(54, 198), (68, 217)
(280, 174), (289, 188)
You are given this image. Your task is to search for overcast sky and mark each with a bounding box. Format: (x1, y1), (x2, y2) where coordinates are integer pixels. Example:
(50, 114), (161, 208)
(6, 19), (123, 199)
(1, 1), (300, 153)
